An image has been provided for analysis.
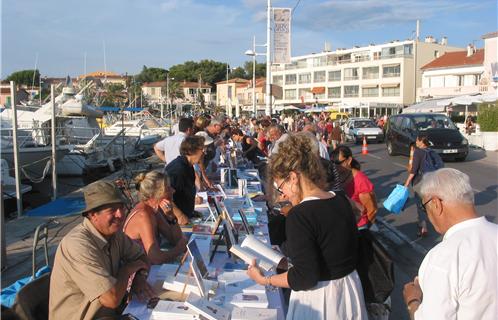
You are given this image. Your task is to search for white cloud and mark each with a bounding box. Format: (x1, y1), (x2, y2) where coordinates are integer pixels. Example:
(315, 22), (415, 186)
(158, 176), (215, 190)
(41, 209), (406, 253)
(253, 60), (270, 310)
(293, 0), (491, 31)
(160, 0), (181, 12)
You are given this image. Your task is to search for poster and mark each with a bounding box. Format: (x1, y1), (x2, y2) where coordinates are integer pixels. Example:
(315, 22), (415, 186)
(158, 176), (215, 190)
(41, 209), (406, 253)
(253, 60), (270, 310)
(273, 8), (291, 64)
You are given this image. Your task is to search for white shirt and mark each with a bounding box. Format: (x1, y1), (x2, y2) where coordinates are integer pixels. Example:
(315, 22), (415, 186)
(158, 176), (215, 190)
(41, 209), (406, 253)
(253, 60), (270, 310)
(318, 140), (330, 160)
(415, 217), (498, 320)
(268, 133), (289, 156)
(155, 132), (186, 164)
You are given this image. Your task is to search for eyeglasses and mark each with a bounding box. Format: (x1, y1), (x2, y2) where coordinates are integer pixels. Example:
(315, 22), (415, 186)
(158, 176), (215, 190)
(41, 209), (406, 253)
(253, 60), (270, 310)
(273, 177), (289, 195)
(421, 198), (434, 213)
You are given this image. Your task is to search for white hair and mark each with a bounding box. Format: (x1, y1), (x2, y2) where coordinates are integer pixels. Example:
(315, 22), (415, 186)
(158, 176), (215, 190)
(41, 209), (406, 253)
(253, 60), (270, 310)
(418, 168), (474, 205)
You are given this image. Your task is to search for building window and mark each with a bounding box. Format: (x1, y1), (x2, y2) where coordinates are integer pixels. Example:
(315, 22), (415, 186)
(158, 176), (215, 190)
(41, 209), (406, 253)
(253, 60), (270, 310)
(298, 88), (311, 100)
(362, 87), (379, 97)
(404, 44), (413, 55)
(314, 71), (326, 82)
(328, 70), (341, 81)
(284, 89), (297, 99)
(327, 87), (341, 98)
(383, 64), (400, 77)
(298, 73), (311, 84)
(285, 74), (296, 85)
(344, 68), (359, 80)
(273, 75), (283, 86)
(151, 88), (156, 95)
(362, 67), (379, 79)
(458, 75), (464, 86)
(344, 85), (359, 97)
(382, 86), (400, 96)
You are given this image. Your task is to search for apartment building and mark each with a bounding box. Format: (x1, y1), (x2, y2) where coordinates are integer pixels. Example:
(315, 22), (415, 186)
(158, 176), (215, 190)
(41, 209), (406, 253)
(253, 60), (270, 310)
(216, 78), (250, 108)
(418, 31), (497, 100)
(272, 37), (461, 117)
(418, 47), (485, 100)
(142, 80), (212, 105)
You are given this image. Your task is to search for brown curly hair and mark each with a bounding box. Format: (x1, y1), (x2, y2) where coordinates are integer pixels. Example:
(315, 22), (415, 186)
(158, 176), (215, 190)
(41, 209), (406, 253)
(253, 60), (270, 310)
(268, 132), (326, 189)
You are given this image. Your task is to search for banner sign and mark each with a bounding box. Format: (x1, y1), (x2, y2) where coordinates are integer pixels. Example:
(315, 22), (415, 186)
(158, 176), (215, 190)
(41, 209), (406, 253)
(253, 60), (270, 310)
(273, 8), (291, 64)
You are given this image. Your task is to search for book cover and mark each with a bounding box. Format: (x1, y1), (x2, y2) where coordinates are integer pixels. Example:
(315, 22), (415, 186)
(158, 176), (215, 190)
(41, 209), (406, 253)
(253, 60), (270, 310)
(231, 307), (278, 320)
(151, 300), (199, 320)
(184, 292), (230, 320)
(228, 292), (269, 308)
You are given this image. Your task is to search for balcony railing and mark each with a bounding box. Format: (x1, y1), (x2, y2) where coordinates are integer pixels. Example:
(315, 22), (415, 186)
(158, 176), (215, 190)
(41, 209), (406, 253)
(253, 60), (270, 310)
(344, 76), (359, 81)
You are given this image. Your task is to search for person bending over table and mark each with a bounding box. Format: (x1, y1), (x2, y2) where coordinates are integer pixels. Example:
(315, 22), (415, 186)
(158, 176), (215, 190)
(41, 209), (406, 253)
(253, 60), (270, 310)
(49, 181), (155, 320)
(123, 171), (187, 265)
(165, 135), (206, 222)
(247, 132), (368, 320)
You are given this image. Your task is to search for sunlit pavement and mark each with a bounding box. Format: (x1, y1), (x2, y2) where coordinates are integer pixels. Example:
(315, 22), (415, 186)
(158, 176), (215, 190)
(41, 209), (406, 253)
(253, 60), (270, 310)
(345, 141), (498, 319)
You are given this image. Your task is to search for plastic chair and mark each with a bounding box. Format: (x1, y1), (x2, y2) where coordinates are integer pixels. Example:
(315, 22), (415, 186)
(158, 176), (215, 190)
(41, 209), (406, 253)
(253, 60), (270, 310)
(11, 272), (51, 320)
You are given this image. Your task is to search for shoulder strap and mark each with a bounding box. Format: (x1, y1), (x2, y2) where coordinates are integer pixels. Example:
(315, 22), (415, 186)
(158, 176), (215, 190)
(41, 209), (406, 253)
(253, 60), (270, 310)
(123, 207), (141, 232)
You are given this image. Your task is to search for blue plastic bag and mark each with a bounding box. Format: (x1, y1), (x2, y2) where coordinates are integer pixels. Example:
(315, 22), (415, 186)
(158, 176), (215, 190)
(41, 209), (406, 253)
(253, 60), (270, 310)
(0, 266), (51, 308)
(383, 184), (409, 214)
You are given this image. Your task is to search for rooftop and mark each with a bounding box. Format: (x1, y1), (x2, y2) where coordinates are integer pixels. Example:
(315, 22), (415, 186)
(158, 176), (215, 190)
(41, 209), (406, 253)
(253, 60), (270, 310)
(421, 49), (484, 70)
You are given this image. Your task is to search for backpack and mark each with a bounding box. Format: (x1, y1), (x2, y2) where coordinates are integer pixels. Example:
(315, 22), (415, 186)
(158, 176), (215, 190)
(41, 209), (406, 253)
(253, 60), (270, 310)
(421, 148), (444, 174)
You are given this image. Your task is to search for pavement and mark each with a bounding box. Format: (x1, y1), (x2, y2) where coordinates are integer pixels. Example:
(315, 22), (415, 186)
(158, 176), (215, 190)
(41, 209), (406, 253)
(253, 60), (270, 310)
(347, 141), (498, 319)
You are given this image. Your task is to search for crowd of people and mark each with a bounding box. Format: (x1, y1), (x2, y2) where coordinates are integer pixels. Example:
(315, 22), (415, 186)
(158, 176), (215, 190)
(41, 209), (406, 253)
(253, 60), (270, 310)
(41, 111), (496, 320)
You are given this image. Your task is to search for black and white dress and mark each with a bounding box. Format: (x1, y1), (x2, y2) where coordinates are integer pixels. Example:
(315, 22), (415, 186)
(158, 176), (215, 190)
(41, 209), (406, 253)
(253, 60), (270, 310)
(285, 193), (367, 320)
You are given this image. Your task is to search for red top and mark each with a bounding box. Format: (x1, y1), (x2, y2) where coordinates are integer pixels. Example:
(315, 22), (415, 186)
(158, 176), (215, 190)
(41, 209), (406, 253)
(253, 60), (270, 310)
(345, 171), (374, 228)
(326, 122), (333, 134)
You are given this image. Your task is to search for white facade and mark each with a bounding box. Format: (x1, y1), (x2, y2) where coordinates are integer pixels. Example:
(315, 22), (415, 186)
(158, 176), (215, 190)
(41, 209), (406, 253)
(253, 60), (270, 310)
(272, 38), (461, 117)
(482, 32), (498, 95)
(418, 65), (485, 99)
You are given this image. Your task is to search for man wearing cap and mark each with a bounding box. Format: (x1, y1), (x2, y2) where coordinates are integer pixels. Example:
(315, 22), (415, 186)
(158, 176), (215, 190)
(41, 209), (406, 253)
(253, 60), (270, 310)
(154, 117), (194, 165)
(49, 181), (155, 320)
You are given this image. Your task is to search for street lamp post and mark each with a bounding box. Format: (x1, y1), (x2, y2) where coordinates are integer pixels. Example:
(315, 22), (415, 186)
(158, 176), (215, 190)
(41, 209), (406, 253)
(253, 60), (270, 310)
(167, 74), (175, 135)
(245, 36), (267, 117)
(266, 0), (272, 116)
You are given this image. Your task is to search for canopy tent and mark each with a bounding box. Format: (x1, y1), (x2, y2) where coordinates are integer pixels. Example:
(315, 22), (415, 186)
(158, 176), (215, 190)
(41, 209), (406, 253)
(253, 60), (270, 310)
(404, 93), (497, 114)
(274, 105), (302, 112)
(402, 98), (448, 113)
(303, 107), (326, 113)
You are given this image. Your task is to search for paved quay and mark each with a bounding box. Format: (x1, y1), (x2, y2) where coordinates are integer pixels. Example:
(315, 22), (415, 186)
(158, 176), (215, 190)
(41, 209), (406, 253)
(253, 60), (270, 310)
(1, 158), (159, 288)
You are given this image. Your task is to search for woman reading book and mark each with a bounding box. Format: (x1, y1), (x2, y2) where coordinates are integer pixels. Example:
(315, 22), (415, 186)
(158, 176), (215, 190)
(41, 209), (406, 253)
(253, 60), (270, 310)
(246, 133), (368, 319)
(124, 171), (187, 265)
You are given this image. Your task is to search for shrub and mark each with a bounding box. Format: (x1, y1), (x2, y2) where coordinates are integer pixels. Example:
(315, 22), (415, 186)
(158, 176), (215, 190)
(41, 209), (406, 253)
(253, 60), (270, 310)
(477, 102), (498, 132)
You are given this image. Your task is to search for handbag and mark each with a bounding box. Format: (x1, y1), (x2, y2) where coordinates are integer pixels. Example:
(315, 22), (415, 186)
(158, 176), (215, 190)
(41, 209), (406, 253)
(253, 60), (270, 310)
(383, 184), (409, 214)
(356, 230), (394, 304)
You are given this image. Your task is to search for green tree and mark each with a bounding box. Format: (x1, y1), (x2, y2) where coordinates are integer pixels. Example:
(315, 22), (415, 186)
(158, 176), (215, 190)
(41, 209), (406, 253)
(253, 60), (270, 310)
(6, 69), (40, 86)
(229, 67), (248, 79)
(243, 61), (266, 78)
(168, 60), (227, 87)
(100, 83), (126, 107)
(135, 66), (168, 84)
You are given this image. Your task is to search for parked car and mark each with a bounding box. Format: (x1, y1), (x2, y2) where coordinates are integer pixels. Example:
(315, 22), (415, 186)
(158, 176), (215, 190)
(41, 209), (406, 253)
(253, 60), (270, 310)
(343, 118), (384, 144)
(384, 113), (469, 161)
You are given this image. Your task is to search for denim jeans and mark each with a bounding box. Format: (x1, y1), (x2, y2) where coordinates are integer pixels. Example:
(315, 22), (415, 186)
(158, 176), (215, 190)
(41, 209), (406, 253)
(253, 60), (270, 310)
(413, 189), (427, 229)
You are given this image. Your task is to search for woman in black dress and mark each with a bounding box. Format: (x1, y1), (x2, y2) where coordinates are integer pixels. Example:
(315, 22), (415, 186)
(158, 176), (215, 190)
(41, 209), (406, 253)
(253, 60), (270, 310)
(246, 132), (367, 319)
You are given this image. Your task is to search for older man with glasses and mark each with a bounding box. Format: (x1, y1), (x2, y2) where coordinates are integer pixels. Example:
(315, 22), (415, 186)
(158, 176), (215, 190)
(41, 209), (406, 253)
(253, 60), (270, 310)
(403, 168), (497, 320)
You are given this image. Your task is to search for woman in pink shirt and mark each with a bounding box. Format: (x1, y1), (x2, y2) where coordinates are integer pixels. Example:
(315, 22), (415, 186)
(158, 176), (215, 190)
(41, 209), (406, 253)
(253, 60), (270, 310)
(332, 146), (378, 229)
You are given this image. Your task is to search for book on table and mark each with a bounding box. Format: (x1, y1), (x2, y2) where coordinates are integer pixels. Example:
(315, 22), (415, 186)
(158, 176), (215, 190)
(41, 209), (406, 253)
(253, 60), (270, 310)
(221, 292), (269, 308)
(229, 234), (286, 272)
(230, 306), (278, 320)
(151, 300), (200, 320)
(217, 270), (265, 294)
(184, 292), (230, 320)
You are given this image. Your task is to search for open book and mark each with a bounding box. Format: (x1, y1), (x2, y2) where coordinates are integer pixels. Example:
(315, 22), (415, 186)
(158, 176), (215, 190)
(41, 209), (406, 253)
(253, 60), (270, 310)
(229, 235), (286, 272)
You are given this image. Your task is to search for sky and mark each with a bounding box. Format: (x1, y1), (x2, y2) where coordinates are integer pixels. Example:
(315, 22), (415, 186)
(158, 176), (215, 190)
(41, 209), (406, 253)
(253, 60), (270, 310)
(1, 0), (496, 78)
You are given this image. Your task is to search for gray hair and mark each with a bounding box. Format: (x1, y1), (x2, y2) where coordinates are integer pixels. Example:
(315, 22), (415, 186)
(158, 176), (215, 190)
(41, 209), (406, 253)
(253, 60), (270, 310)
(418, 168), (474, 205)
(299, 131), (320, 156)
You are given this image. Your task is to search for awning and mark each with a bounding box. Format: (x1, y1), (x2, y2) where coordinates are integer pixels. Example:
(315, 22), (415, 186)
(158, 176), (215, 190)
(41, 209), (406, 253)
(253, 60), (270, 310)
(380, 83), (400, 88)
(361, 84), (378, 88)
(311, 87), (325, 94)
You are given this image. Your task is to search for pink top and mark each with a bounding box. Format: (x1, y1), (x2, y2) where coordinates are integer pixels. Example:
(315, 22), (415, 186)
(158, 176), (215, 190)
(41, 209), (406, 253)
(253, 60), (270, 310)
(345, 171), (374, 228)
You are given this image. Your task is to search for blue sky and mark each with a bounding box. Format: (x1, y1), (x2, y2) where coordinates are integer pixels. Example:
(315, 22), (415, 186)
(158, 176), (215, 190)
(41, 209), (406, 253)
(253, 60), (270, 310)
(1, 0), (496, 78)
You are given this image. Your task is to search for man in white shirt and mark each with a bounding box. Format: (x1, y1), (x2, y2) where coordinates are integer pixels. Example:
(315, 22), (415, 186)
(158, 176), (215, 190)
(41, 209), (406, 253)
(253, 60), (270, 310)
(267, 125), (288, 156)
(403, 168), (497, 320)
(154, 118), (194, 165)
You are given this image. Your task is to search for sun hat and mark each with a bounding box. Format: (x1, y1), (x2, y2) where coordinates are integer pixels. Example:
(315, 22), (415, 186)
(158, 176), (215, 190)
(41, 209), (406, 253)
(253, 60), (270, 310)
(82, 181), (126, 214)
(195, 131), (214, 145)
